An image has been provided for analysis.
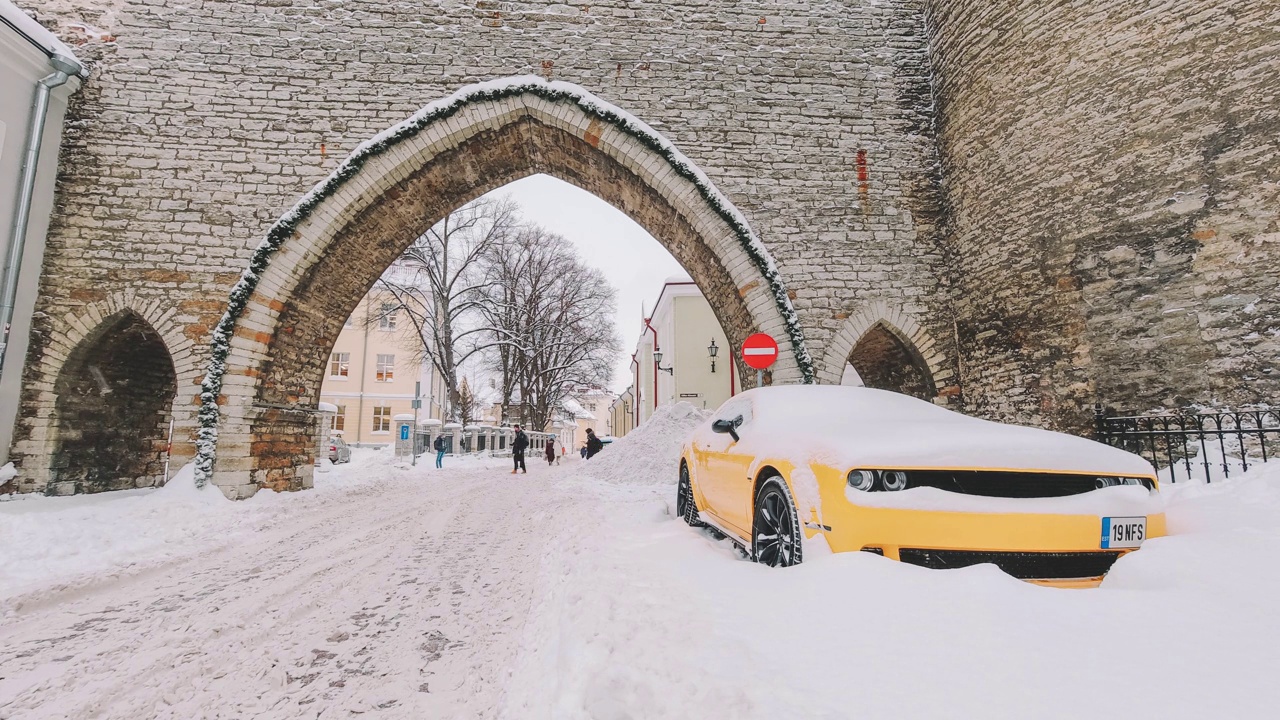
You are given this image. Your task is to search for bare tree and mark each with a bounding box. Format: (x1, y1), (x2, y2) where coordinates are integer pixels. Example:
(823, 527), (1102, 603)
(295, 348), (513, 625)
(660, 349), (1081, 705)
(479, 227), (619, 430)
(376, 196), (520, 421)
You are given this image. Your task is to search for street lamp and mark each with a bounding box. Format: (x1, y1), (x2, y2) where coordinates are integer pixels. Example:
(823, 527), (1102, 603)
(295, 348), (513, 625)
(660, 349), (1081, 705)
(653, 350), (674, 375)
(708, 338), (718, 373)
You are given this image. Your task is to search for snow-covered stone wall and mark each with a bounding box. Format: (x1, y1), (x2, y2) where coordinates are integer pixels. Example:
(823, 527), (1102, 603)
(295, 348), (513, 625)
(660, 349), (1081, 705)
(11, 0), (951, 495)
(925, 0), (1280, 427)
(7, 0), (1277, 496)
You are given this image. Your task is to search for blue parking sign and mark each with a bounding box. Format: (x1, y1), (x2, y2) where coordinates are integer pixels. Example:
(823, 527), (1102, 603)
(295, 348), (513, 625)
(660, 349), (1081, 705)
(400, 425), (410, 440)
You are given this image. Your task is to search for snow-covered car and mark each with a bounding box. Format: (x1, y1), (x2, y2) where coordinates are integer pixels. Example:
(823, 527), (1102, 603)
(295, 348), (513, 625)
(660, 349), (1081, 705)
(677, 386), (1166, 587)
(329, 436), (352, 464)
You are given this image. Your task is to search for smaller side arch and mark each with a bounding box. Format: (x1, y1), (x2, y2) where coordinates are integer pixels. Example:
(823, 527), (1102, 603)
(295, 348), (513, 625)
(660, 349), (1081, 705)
(817, 301), (953, 402)
(8, 292), (201, 494)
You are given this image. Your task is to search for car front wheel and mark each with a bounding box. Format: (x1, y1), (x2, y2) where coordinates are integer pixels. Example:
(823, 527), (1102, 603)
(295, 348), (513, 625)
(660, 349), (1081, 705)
(677, 462), (704, 527)
(753, 477), (802, 568)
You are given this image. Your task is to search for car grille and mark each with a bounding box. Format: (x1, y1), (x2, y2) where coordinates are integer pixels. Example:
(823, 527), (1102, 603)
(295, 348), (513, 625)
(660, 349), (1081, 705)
(901, 470), (1151, 498)
(898, 549), (1124, 580)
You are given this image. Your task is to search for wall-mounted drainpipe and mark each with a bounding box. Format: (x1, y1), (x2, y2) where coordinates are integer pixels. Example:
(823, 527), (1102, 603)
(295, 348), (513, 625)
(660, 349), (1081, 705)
(0, 53), (83, 379)
(644, 317), (659, 412)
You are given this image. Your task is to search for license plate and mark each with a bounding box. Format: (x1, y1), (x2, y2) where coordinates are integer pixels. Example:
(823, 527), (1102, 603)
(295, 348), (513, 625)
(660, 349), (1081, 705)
(1101, 516), (1146, 549)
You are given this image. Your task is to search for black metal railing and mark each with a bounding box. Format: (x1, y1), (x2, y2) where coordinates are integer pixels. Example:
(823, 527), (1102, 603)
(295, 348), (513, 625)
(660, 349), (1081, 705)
(1095, 405), (1280, 483)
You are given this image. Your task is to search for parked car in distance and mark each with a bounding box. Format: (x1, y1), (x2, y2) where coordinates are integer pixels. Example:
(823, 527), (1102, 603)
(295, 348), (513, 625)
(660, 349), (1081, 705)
(329, 435), (352, 464)
(678, 386), (1165, 587)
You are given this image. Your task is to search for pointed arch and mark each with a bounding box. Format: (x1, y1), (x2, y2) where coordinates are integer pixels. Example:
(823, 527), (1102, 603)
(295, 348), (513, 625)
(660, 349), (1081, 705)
(197, 77), (814, 497)
(818, 301), (952, 401)
(8, 292), (200, 494)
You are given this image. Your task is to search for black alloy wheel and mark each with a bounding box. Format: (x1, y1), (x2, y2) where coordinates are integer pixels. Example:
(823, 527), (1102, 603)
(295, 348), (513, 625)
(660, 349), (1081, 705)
(753, 478), (803, 567)
(677, 463), (704, 527)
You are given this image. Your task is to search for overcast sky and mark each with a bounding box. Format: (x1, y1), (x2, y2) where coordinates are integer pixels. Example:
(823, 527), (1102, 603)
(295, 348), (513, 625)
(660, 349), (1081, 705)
(495, 174), (689, 394)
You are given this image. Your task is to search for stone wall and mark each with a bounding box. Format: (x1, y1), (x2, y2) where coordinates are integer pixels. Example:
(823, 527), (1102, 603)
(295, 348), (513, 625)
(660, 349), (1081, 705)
(925, 0), (1280, 427)
(12, 0), (952, 494)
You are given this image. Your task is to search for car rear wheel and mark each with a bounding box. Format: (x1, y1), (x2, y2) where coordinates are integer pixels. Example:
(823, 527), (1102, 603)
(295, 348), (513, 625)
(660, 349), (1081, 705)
(753, 477), (802, 567)
(677, 462), (704, 527)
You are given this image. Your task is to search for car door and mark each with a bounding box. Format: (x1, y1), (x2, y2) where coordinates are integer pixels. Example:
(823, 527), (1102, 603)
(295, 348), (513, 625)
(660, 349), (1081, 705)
(697, 398), (757, 536)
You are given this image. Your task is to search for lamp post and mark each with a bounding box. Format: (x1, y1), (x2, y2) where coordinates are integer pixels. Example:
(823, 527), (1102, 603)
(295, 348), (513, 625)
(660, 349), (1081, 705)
(653, 350), (674, 375)
(708, 338), (718, 373)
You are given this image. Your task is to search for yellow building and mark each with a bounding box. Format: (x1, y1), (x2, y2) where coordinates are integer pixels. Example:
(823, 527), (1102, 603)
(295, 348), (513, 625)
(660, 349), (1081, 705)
(609, 388), (635, 438)
(319, 287), (445, 445)
(630, 279), (738, 426)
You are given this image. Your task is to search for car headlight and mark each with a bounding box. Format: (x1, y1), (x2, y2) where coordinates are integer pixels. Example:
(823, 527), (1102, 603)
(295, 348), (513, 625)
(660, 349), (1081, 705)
(847, 469), (877, 492)
(881, 470), (908, 492)
(1095, 477), (1118, 489)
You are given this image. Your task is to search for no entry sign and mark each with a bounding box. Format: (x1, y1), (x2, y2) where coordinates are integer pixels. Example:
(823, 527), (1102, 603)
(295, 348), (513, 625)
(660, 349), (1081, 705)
(741, 333), (779, 370)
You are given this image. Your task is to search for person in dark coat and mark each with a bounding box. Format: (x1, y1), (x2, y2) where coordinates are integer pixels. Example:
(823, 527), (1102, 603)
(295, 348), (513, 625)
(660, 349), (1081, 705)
(512, 425), (528, 474)
(585, 428), (604, 459)
(434, 434), (447, 469)
(544, 436), (556, 466)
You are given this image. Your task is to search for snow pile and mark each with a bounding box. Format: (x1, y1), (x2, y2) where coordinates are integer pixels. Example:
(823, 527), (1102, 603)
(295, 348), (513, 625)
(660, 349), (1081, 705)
(575, 402), (709, 486)
(505, 459), (1280, 719)
(0, 461), (15, 485)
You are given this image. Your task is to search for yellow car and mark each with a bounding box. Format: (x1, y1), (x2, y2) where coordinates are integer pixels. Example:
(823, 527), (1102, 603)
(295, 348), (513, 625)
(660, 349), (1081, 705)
(677, 386), (1165, 587)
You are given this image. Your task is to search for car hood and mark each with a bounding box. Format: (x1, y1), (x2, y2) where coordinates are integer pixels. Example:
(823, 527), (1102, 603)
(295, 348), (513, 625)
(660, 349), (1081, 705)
(735, 414), (1155, 478)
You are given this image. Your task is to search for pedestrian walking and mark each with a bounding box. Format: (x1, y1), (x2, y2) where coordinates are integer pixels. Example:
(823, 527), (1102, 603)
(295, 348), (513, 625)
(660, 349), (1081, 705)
(585, 427), (604, 459)
(434, 434), (446, 469)
(544, 436), (556, 466)
(512, 425), (528, 474)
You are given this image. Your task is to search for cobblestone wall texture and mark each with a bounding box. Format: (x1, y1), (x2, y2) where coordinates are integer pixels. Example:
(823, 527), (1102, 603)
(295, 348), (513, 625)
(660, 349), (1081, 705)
(10, 0), (1279, 494)
(925, 0), (1280, 428)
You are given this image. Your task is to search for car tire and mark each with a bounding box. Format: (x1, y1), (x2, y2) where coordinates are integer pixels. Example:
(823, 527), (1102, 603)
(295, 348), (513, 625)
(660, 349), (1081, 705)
(677, 462), (704, 527)
(752, 477), (803, 568)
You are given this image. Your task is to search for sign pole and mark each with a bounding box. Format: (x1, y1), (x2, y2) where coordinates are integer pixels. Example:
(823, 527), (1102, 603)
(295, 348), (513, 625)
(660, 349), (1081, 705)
(162, 417), (174, 485)
(412, 381), (421, 467)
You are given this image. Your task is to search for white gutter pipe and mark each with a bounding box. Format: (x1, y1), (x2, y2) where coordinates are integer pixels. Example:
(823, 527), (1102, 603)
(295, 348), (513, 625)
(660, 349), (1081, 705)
(0, 52), (81, 377)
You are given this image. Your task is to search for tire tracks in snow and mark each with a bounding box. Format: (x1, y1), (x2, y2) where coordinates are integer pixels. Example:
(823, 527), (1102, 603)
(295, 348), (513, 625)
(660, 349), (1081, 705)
(0, 466), (576, 719)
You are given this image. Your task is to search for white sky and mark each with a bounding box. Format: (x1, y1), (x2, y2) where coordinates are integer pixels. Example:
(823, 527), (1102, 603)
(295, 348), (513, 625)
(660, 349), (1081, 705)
(494, 174), (689, 393)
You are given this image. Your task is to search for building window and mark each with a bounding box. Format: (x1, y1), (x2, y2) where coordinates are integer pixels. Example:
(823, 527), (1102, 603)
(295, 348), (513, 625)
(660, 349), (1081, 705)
(378, 303), (398, 331)
(372, 406), (391, 433)
(376, 354), (395, 382)
(329, 352), (349, 378)
(331, 405), (346, 432)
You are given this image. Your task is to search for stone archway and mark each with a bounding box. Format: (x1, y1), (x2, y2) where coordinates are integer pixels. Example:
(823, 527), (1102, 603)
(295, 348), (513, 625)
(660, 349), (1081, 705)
(818, 301), (954, 402)
(847, 323), (936, 400)
(198, 77), (814, 498)
(50, 311), (179, 494)
(7, 292), (201, 495)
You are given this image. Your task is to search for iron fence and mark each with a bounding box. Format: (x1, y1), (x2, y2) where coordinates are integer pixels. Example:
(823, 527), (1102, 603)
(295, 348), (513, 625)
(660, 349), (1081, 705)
(1094, 405), (1280, 483)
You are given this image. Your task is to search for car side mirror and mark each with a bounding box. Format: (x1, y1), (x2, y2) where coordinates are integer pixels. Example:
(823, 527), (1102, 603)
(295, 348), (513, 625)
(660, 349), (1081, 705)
(711, 417), (740, 442)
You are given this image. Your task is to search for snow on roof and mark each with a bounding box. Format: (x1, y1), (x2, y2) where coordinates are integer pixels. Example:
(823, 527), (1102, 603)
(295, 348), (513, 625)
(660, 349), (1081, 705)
(316, 402), (338, 413)
(0, 1), (85, 72)
(561, 397), (592, 420)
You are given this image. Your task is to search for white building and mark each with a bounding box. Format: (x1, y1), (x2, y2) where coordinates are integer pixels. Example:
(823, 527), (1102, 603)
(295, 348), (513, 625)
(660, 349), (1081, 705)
(0, 2), (87, 464)
(629, 278), (738, 427)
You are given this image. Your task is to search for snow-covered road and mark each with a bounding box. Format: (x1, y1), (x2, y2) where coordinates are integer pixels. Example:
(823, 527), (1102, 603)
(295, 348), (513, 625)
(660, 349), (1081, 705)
(3, 405), (1280, 719)
(1, 459), (578, 718)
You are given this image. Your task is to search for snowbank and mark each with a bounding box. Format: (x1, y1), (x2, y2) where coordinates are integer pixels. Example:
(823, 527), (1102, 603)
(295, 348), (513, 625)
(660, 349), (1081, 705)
(574, 402), (709, 487)
(504, 458), (1280, 719)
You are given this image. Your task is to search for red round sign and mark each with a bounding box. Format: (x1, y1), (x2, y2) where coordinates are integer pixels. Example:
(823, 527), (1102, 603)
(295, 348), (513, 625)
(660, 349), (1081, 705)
(741, 333), (779, 370)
